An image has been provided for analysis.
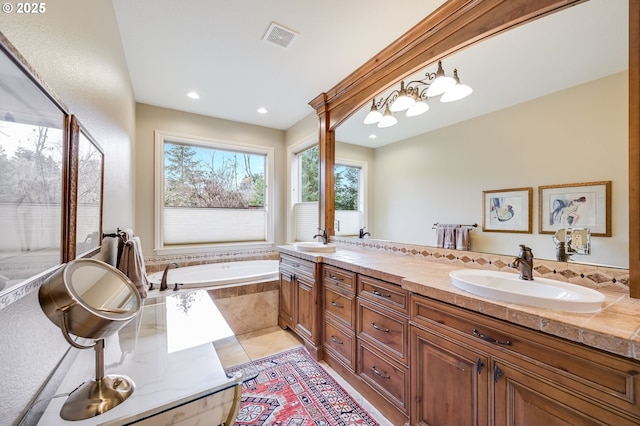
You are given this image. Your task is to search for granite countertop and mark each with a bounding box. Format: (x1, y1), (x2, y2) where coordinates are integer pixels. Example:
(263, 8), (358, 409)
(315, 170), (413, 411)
(278, 245), (640, 362)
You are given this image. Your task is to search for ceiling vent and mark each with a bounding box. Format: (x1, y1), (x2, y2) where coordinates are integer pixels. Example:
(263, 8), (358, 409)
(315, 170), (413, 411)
(262, 22), (298, 49)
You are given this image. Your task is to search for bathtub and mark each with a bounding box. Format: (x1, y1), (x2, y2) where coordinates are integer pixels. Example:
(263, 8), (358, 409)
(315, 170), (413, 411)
(147, 259), (279, 290)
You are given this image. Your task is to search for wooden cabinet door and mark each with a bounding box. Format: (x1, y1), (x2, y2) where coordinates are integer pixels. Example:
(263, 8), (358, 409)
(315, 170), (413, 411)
(278, 268), (295, 329)
(493, 361), (631, 426)
(411, 326), (489, 426)
(294, 274), (317, 343)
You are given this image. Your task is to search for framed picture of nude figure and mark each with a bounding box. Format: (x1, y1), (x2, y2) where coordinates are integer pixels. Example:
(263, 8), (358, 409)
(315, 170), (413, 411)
(538, 181), (611, 236)
(482, 187), (532, 233)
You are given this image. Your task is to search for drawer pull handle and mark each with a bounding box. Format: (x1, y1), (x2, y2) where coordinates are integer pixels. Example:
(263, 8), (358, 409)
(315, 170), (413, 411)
(291, 262), (300, 268)
(373, 289), (391, 298)
(329, 274), (344, 282)
(371, 322), (389, 332)
(371, 365), (390, 379)
(331, 300), (344, 309)
(472, 328), (512, 346)
(330, 335), (344, 345)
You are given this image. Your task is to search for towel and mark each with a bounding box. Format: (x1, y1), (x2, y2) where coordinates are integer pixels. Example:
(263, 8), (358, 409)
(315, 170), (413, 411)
(118, 236), (148, 299)
(456, 227), (470, 251)
(443, 225), (457, 249)
(116, 228), (135, 269)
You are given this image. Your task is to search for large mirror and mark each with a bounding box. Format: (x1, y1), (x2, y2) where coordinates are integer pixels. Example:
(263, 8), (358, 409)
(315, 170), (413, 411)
(329, 0), (629, 268)
(0, 32), (69, 304)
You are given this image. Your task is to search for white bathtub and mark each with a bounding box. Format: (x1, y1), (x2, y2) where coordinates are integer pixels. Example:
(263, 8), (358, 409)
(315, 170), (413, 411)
(147, 259), (279, 290)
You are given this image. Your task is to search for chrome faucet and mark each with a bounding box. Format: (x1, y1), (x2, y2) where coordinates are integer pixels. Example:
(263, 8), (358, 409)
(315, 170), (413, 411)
(359, 227), (370, 238)
(313, 228), (328, 245)
(508, 245), (534, 280)
(160, 262), (179, 291)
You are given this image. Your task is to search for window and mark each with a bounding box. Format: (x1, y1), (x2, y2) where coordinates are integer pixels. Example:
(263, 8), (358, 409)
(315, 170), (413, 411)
(291, 144), (366, 240)
(155, 131), (273, 253)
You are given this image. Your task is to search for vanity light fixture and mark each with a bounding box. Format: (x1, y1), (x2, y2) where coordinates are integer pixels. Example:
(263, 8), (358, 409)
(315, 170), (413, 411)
(363, 60), (472, 127)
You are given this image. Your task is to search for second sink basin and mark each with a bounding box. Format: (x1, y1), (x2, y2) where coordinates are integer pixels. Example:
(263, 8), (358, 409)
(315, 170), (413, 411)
(294, 242), (337, 253)
(449, 269), (605, 313)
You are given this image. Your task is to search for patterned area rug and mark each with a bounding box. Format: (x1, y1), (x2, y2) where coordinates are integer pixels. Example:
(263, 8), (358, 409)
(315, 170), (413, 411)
(226, 347), (380, 426)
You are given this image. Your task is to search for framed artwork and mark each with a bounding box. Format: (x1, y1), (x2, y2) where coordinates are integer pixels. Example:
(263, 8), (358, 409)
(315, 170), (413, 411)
(538, 181), (611, 236)
(67, 115), (104, 259)
(482, 187), (532, 233)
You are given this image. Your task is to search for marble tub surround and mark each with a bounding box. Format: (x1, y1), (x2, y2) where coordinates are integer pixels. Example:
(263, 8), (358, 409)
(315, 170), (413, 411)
(277, 244), (640, 361)
(208, 280), (279, 335)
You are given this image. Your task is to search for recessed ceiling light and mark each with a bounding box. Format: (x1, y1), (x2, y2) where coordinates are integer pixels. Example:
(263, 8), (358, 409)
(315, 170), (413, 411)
(369, 134), (377, 139)
(257, 107), (268, 114)
(187, 91), (200, 99)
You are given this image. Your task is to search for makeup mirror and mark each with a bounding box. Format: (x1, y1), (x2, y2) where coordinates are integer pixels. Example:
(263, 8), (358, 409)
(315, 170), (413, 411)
(38, 258), (141, 420)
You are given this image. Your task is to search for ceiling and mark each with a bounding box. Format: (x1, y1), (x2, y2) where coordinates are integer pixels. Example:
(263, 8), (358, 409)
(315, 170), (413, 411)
(112, 0), (447, 130)
(112, 0), (628, 148)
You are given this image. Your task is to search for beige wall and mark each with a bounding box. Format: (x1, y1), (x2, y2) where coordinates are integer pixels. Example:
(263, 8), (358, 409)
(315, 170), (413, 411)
(0, 1), (136, 423)
(372, 72), (628, 266)
(135, 103), (287, 254)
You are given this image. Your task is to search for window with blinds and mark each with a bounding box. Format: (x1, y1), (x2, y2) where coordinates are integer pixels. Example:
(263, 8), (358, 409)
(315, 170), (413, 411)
(154, 132), (273, 253)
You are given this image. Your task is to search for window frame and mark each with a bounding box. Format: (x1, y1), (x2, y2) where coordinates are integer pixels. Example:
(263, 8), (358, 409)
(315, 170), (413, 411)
(154, 130), (274, 255)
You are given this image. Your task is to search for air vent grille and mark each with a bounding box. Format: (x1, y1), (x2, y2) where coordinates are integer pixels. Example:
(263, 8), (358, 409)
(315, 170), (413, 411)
(262, 22), (298, 49)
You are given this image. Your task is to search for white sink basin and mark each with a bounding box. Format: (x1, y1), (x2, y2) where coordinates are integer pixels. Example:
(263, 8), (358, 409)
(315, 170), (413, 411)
(449, 269), (605, 313)
(294, 242), (337, 253)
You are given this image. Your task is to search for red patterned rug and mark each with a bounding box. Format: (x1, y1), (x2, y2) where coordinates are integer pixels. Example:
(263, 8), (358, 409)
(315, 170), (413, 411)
(226, 347), (380, 425)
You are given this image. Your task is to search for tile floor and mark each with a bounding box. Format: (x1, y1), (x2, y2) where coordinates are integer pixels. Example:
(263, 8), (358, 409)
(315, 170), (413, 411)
(229, 326), (394, 426)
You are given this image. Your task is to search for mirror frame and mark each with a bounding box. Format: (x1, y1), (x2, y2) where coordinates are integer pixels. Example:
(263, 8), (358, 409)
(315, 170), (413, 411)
(310, 0), (640, 297)
(67, 115), (104, 260)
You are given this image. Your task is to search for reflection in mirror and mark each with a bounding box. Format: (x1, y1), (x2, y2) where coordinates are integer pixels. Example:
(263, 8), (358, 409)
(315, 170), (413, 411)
(70, 116), (104, 259)
(554, 228), (591, 261)
(334, 0), (628, 268)
(0, 33), (68, 298)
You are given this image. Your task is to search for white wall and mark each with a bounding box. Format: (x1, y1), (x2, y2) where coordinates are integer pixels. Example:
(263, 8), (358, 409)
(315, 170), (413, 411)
(372, 72), (628, 267)
(0, 1), (136, 423)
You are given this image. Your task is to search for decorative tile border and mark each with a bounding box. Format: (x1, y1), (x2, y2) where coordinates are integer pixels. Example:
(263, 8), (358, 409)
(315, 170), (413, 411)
(144, 247), (279, 273)
(333, 237), (629, 293)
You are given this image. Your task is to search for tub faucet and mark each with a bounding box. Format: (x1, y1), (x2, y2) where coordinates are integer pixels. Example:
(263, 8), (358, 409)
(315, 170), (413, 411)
(508, 245), (534, 280)
(313, 228), (328, 245)
(359, 227), (370, 238)
(160, 262), (179, 291)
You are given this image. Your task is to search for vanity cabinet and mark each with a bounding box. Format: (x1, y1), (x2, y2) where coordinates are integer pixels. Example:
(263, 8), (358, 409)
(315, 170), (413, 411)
(410, 294), (640, 426)
(356, 275), (410, 418)
(322, 264), (357, 370)
(278, 254), (321, 357)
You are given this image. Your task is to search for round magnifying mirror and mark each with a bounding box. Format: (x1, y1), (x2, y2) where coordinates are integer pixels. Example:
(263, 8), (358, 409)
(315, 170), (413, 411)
(38, 259), (142, 420)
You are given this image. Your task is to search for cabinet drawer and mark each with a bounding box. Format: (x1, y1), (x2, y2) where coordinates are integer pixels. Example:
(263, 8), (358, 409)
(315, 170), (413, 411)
(358, 340), (409, 414)
(324, 284), (355, 329)
(323, 319), (355, 370)
(322, 265), (356, 292)
(358, 275), (408, 313)
(357, 299), (408, 364)
(280, 254), (316, 278)
(410, 294), (640, 419)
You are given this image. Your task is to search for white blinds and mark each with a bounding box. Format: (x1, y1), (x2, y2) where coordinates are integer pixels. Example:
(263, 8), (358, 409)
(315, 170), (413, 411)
(163, 207), (267, 245)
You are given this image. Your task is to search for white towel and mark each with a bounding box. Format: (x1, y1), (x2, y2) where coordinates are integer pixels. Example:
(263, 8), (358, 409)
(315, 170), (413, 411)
(118, 236), (148, 299)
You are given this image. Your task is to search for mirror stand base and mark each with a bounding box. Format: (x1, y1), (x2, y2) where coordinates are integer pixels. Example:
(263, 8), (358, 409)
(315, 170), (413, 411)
(60, 374), (135, 421)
